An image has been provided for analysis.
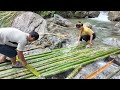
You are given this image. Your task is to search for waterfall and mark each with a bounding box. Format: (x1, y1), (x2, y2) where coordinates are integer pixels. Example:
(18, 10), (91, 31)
(90, 11), (110, 22)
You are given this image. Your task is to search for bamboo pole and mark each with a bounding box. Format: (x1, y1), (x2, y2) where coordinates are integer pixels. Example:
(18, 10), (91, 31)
(85, 59), (114, 79)
(105, 67), (120, 79)
(0, 47), (119, 78)
(66, 65), (82, 79)
(14, 50), (120, 79)
(41, 49), (120, 77)
(0, 47), (90, 78)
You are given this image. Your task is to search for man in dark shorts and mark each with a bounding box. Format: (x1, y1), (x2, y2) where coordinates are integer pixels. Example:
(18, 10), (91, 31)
(0, 27), (39, 68)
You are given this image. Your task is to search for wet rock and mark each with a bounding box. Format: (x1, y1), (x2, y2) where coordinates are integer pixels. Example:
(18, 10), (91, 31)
(55, 11), (74, 18)
(108, 11), (120, 21)
(83, 22), (92, 29)
(115, 22), (120, 28)
(102, 37), (120, 47)
(74, 11), (100, 18)
(88, 11), (100, 18)
(12, 11), (48, 40)
(53, 14), (73, 27)
(74, 11), (88, 18)
(110, 54), (120, 66)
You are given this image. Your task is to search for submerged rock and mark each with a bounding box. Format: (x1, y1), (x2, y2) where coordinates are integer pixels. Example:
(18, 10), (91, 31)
(102, 37), (120, 47)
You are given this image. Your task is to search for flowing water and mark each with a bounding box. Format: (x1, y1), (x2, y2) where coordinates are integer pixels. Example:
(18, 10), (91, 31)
(69, 11), (118, 47)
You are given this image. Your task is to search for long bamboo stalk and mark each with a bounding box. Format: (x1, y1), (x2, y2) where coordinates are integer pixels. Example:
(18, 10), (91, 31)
(25, 44), (85, 58)
(0, 48), (101, 78)
(37, 49), (104, 73)
(41, 49), (120, 77)
(0, 47), (91, 78)
(0, 47), (119, 79)
(7, 48), (120, 78)
(66, 65), (82, 79)
(0, 48), (94, 77)
(85, 59), (114, 79)
(12, 50), (120, 79)
(18, 51), (120, 78)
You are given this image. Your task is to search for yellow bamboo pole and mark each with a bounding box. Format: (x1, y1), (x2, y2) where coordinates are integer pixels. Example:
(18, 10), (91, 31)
(85, 59), (114, 79)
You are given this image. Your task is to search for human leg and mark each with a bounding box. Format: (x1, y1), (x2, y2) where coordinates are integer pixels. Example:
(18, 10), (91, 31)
(0, 45), (23, 67)
(0, 54), (6, 63)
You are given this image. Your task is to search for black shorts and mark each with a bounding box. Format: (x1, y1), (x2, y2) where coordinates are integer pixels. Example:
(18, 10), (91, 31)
(80, 33), (96, 42)
(0, 45), (17, 58)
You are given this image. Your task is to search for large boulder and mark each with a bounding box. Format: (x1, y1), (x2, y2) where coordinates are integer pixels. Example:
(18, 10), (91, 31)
(55, 11), (74, 18)
(74, 11), (100, 18)
(12, 11), (48, 40)
(88, 11), (100, 18)
(108, 11), (120, 21)
(74, 11), (88, 18)
(53, 14), (73, 27)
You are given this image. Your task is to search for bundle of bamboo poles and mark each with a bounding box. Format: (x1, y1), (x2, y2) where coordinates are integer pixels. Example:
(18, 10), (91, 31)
(0, 45), (120, 79)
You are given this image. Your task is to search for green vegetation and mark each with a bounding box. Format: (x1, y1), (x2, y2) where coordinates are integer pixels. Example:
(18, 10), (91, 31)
(0, 11), (19, 27)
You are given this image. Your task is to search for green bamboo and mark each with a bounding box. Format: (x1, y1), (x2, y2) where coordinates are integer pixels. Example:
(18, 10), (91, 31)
(20, 48), (120, 79)
(66, 65), (82, 79)
(2, 48), (94, 79)
(105, 67), (120, 79)
(42, 51), (120, 77)
(30, 50), (120, 78)
(0, 44), (86, 75)
(0, 48), (91, 78)
(25, 44), (85, 59)
(36, 49), (104, 73)
(41, 49), (119, 77)
(3, 48), (101, 78)
(0, 47), (119, 79)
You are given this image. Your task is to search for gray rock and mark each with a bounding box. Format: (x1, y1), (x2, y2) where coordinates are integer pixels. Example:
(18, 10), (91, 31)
(102, 37), (120, 47)
(108, 11), (120, 21)
(115, 22), (120, 28)
(74, 11), (100, 18)
(74, 11), (88, 18)
(88, 11), (100, 18)
(83, 22), (92, 29)
(53, 14), (73, 27)
(56, 11), (74, 18)
(12, 11), (48, 40)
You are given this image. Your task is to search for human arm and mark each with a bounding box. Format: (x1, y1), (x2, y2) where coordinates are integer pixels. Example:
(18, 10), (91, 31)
(77, 30), (82, 44)
(17, 40), (28, 66)
(88, 33), (93, 47)
(17, 51), (27, 66)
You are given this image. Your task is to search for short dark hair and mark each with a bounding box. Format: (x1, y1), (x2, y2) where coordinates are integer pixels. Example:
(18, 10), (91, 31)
(76, 23), (83, 28)
(29, 30), (39, 40)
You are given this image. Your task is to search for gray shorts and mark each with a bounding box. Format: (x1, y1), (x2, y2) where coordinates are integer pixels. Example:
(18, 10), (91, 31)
(0, 45), (17, 58)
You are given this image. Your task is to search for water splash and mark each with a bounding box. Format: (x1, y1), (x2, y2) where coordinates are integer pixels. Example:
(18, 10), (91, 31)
(90, 11), (110, 22)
